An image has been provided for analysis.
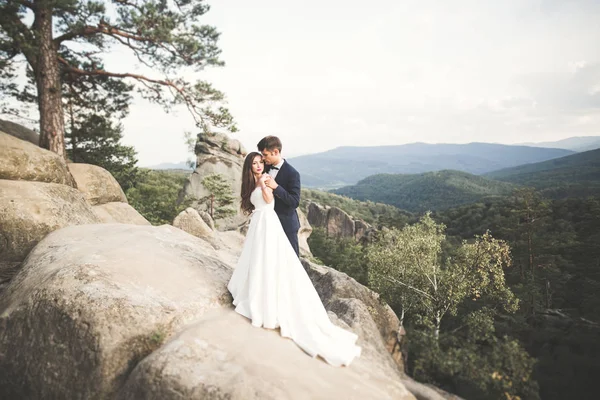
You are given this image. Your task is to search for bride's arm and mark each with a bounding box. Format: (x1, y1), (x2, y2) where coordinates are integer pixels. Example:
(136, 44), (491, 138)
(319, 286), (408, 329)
(260, 175), (274, 203)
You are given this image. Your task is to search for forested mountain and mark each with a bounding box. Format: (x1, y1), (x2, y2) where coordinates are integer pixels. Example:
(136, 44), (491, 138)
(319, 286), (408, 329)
(486, 148), (600, 198)
(289, 143), (573, 188)
(332, 170), (515, 212)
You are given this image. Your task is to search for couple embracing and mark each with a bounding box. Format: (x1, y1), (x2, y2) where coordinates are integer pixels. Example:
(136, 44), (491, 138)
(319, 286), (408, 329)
(227, 136), (361, 367)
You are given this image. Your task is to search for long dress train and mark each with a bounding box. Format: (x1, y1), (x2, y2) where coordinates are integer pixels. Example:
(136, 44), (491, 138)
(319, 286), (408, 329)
(227, 187), (361, 367)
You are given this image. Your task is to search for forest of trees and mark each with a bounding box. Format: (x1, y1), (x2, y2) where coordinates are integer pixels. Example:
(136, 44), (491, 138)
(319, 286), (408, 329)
(307, 189), (600, 400)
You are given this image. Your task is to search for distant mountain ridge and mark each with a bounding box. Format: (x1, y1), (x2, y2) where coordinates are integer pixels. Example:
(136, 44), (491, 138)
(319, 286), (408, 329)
(518, 136), (600, 152)
(485, 148), (600, 198)
(333, 170), (515, 212)
(289, 143), (573, 189)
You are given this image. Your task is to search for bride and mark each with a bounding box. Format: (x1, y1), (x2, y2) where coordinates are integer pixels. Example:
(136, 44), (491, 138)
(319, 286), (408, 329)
(227, 152), (362, 367)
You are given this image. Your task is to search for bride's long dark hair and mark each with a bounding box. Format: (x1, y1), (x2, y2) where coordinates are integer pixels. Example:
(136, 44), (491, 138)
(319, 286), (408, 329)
(240, 152), (263, 215)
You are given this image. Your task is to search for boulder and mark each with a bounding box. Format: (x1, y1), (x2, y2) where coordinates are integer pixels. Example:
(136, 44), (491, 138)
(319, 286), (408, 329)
(198, 209), (215, 230)
(119, 309), (414, 400)
(0, 179), (100, 264)
(301, 259), (406, 372)
(0, 224), (233, 399)
(68, 163), (127, 205)
(172, 207), (213, 238)
(0, 131), (75, 186)
(0, 118), (39, 145)
(93, 202), (151, 225)
(0, 224), (415, 399)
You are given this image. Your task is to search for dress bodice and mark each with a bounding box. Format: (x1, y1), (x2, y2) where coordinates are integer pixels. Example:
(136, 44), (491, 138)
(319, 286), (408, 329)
(251, 187), (275, 212)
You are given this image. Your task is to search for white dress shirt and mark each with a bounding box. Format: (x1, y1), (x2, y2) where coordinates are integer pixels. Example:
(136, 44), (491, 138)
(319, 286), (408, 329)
(268, 159), (285, 179)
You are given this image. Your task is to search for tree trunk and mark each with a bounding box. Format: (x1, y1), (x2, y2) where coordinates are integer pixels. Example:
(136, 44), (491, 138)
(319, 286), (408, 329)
(434, 311), (441, 342)
(68, 83), (77, 161)
(34, 4), (66, 158)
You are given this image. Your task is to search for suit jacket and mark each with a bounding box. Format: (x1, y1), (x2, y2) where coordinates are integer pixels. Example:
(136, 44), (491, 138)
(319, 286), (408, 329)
(267, 160), (301, 233)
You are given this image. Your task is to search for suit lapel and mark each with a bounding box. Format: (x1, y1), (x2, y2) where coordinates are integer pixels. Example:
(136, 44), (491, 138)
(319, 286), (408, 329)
(274, 160), (286, 184)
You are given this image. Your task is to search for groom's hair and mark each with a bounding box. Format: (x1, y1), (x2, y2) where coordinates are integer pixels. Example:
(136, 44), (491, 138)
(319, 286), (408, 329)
(257, 136), (282, 152)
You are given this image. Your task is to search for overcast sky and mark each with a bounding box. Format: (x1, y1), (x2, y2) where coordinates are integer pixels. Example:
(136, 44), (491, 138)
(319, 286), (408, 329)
(101, 0), (599, 165)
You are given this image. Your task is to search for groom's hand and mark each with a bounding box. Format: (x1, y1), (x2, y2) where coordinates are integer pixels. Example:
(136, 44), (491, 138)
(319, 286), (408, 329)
(265, 175), (278, 190)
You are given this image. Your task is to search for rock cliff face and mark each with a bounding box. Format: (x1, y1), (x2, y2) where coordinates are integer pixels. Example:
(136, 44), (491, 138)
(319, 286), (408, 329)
(0, 224), (416, 400)
(0, 129), (149, 296)
(180, 131), (247, 230)
(307, 201), (375, 241)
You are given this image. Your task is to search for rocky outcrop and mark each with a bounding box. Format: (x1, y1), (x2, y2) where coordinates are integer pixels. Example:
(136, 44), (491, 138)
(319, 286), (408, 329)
(93, 202), (151, 225)
(173, 207), (213, 239)
(0, 131), (76, 186)
(0, 130), (149, 295)
(301, 259), (405, 372)
(307, 201), (374, 241)
(198, 209), (215, 230)
(0, 223), (415, 400)
(181, 131), (247, 230)
(66, 163), (149, 225)
(0, 180), (100, 263)
(0, 118), (39, 145)
(68, 163), (128, 205)
(298, 208), (313, 257)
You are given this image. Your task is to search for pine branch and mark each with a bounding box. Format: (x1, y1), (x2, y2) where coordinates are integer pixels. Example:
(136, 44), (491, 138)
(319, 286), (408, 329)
(57, 56), (219, 127)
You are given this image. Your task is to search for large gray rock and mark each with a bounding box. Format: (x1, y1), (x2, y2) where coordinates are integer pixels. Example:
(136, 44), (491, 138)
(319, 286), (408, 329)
(0, 224), (233, 399)
(307, 201), (373, 241)
(0, 179), (100, 264)
(0, 224), (416, 400)
(172, 207), (213, 238)
(0, 118), (39, 145)
(298, 208), (313, 257)
(0, 131), (76, 186)
(181, 131), (246, 230)
(93, 202), (151, 225)
(68, 163), (127, 205)
(119, 309), (414, 400)
(301, 259), (406, 372)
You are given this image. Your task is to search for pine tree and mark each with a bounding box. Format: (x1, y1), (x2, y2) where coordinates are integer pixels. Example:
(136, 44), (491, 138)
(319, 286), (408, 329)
(201, 173), (235, 220)
(0, 0), (236, 158)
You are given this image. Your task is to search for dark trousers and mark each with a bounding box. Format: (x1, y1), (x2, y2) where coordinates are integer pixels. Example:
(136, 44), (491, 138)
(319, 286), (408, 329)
(284, 229), (299, 257)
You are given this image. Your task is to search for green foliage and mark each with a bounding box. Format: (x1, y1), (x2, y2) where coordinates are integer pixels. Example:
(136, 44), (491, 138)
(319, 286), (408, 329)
(486, 148), (600, 199)
(126, 169), (191, 225)
(201, 173), (235, 220)
(436, 194), (600, 400)
(0, 0), (236, 150)
(410, 329), (539, 400)
(301, 188), (413, 228)
(66, 114), (141, 191)
(366, 214), (518, 335)
(307, 228), (368, 285)
(333, 170), (514, 212)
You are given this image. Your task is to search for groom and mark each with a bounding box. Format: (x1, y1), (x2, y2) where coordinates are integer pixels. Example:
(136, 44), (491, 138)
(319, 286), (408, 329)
(258, 136), (301, 257)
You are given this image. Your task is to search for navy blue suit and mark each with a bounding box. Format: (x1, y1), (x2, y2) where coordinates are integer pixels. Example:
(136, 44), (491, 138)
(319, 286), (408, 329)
(267, 160), (301, 256)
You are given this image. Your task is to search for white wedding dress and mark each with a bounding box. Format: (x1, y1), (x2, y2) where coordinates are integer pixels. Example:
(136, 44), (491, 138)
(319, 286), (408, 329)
(227, 187), (362, 367)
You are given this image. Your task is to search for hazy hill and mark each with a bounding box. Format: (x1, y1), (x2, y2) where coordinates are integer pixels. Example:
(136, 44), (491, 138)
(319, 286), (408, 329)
(519, 136), (600, 152)
(485, 148), (600, 198)
(147, 161), (194, 170)
(333, 170), (515, 212)
(288, 143), (573, 189)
